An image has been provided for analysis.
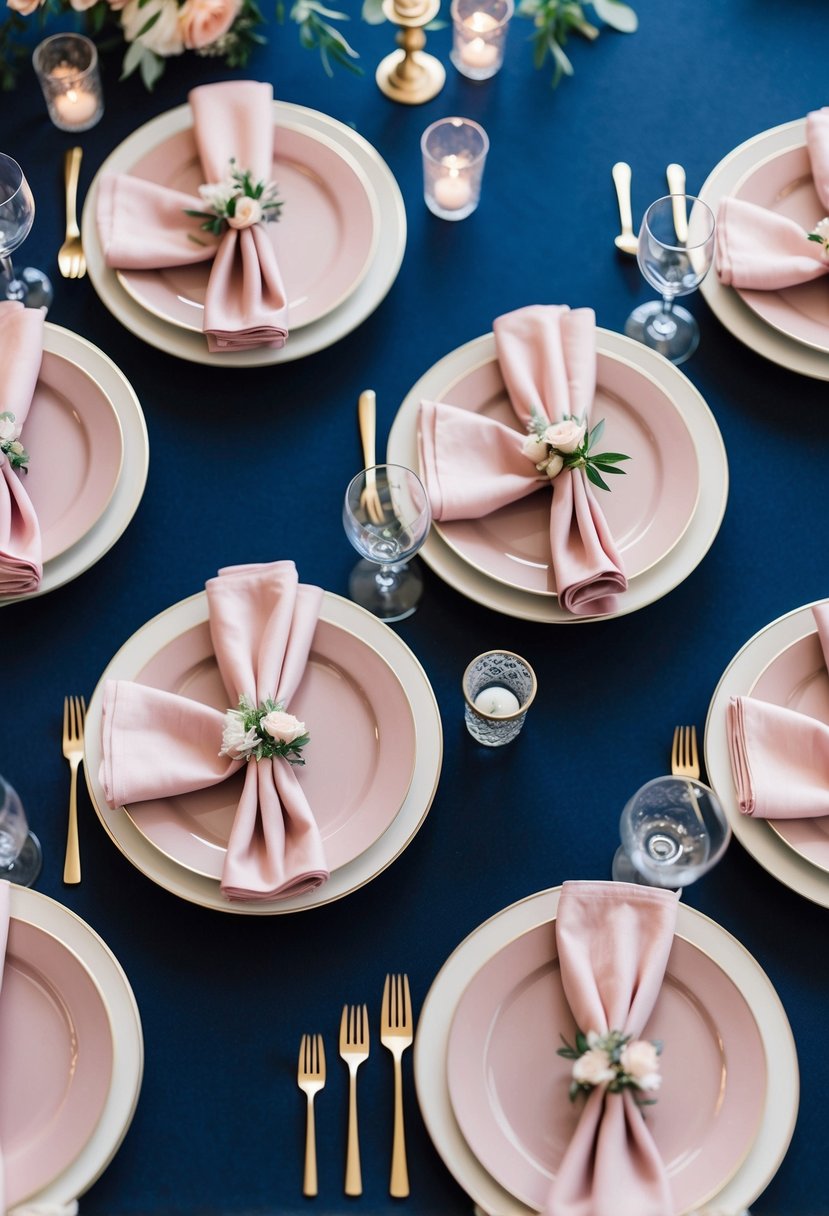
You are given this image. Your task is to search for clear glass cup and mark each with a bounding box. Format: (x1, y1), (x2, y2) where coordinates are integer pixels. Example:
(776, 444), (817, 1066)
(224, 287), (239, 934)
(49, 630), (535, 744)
(422, 117), (489, 221)
(32, 34), (104, 133)
(0, 774), (42, 886)
(624, 194), (716, 365)
(462, 650), (537, 746)
(612, 775), (730, 890)
(343, 463), (431, 622)
(0, 153), (53, 310)
(450, 0), (513, 81)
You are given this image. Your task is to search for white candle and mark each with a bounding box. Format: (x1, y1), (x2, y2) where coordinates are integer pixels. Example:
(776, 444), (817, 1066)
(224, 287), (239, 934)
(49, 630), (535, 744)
(474, 685), (521, 716)
(460, 35), (498, 69)
(52, 85), (99, 127)
(433, 169), (472, 211)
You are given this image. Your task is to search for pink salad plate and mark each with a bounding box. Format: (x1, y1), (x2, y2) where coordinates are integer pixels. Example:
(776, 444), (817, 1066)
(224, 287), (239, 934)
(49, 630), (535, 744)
(734, 143), (829, 353)
(24, 349), (124, 562)
(447, 919), (766, 1214)
(122, 611), (417, 878)
(0, 917), (114, 1205)
(749, 628), (829, 872)
(424, 351), (700, 596)
(116, 122), (378, 335)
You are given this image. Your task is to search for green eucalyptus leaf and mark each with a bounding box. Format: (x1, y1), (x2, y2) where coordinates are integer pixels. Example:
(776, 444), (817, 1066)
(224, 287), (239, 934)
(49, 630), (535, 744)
(585, 464), (610, 491)
(590, 0), (637, 33)
(361, 0), (386, 21)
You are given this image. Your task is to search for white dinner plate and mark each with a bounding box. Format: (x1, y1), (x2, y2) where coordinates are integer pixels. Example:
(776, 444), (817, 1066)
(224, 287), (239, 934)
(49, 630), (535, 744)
(414, 886), (798, 1216)
(83, 589), (442, 914)
(7, 884), (143, 1208)
(698, 117), (829, 380)
(387, 327), (728, 622)
(2, 323), (148, 607)
(82, 102), (406, 368)
(705, 597), (829, 908)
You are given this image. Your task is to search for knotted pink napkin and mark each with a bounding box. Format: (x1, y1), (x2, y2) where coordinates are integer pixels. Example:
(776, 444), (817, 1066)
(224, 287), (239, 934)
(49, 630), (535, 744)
(717, 107), (829, 289)
(728, 602), (829, 818)
(546, 880), (678, 1216)
(418, 305), (627, 615)
(0, 303), (44, 597)
(97, 80), (288, 353)
(100, 561), (329, 901)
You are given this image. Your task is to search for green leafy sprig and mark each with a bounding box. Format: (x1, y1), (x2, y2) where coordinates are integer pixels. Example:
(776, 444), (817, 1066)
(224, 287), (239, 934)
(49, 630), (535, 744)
(0, 412), (29, 473)
(222, 696), (310, 765)
(516, 0), (637, 87)
(529, 411), (631, 492)
(558, 1029), (662, 1106)
(286, 0), (361, 76)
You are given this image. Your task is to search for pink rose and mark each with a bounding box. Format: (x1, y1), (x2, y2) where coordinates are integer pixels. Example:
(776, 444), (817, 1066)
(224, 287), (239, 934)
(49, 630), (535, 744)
(543, 418), (586, 454)
(179, 0), (240, 50)
(261, 710), (306, 744)
(620, 1039), (661, 1091)
(227, 195), (262, 229)
(6, 0), (43, 15)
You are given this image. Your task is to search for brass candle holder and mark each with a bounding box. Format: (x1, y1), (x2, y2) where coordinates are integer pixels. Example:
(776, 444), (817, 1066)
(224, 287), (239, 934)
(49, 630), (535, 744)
(376, 0), (446, 105)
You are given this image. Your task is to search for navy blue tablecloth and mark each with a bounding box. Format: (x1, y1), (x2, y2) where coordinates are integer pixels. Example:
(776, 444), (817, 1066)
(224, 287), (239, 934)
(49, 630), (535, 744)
(1, 2), (827, 1212)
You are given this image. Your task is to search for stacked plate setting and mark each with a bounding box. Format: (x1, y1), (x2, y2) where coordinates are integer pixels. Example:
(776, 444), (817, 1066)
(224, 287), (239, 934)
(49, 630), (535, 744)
(82, 102), (407, 368)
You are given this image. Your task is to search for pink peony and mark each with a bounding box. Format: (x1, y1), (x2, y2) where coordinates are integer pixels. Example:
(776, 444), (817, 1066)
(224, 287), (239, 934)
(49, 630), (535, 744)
(179, 0), (240, 50)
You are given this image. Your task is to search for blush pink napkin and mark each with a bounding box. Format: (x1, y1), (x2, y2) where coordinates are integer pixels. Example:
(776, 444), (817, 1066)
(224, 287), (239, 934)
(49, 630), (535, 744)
(545, 880), (679, 1216)
(419, 305), (627, 615)
(728, 602), (829, 818)
(100, 561), (329, 901)
(717, 107), (829, 289)
(97, 80), (288, 354)
(0, 303), (44, 597)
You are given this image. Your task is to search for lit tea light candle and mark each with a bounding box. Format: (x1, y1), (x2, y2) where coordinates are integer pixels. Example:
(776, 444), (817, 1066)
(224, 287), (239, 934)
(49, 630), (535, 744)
(459, 10), (499, 68)
(33, 35), (104, 132)
(52, 84), (99, 127)
(433, 168), (472, 211)
(474, 685), (521, 716)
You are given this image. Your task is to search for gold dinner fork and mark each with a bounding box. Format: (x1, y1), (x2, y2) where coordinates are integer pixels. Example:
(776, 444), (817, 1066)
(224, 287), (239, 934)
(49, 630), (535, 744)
(61, 694), (86, 884)
(671, 724), (700, 779)
(339, 1003), (369, 1195)
(57, 147), (86, 280)
(297, 1033), (325, 1198)
(358, 389), (385, 526)
(380, 973), (413, 1198)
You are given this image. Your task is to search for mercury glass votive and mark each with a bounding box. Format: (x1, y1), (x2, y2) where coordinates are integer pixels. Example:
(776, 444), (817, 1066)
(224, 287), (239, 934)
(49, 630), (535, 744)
(463, 650), (537, 746)
(422, 117), (489, 221)
(32, 34), (104, 133)
(450, 0), (513, 80)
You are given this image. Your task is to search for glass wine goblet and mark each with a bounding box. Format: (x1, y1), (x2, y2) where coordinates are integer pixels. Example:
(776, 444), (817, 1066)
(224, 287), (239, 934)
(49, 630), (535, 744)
(343, 463), (432, 622)
(0, 153), (54, 310)
(0, 774), (42, 886)
(611, 774), (730, 892)
(624, 193), (715, 365)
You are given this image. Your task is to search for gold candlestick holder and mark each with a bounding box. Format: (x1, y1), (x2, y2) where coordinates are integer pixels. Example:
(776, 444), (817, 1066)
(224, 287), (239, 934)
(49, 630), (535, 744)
(376, 0), (446, 105)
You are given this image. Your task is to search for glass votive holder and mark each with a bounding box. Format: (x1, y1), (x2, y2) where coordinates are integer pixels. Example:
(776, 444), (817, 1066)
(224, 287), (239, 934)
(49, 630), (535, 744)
(462, 650), (537, 747)
(450, 0), (513, 81)
(32, 34), (104, 133)
(422, 117), (489, 221)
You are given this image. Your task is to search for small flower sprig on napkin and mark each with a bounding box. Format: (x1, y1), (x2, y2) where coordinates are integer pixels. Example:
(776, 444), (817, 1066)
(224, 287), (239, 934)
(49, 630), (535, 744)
(558, 1029), (662, 1105)
(807, 217), (829, 256)
(0, 411), (29, 473)
(220, 696), (309, 764)
(186, 159), (283, 240)
(522, 412), (630, 491)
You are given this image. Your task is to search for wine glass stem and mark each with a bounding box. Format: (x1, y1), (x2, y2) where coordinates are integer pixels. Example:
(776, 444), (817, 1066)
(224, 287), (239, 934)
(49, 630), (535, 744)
(650, 295), (678, 339)
(0, 254), (26, 303)
(375, 563), (404, 594)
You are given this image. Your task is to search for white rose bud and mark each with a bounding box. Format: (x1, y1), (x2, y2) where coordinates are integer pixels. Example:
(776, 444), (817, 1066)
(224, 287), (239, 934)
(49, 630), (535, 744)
(227, 196), (262, 229)
(522, 432), (549, 463)
(261, 709), (306, 743)
(9, 440), (24, 456)
(572, 1047), (615, 1087)
(620, 1039), (661, 1090)
(0, 416), (18, 442)
(544, 418), (586, 454)
(544, 452), (565, 480)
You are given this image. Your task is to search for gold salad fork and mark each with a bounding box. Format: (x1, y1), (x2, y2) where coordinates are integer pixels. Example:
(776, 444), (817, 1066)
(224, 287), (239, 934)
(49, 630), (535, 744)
(297, 1033), (325, 1198)
(671, 724), (700, 779)
(380, 973), (413, 1198)
(358, 389), (384, 526)
(57, 147), (86, 280)
(61, 694), (86, 884)
(339, 1003), (369, 1195)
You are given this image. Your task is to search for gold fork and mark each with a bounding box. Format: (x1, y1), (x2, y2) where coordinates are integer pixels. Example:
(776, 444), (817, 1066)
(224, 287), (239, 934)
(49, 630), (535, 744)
(339, 1003), (369, 1196)
(57, 147), (86, 280)
(671, 724), (700, 779)
(61, 694), (86, 884)
(380, 973), (413, 1198)
(297, 1033), (325, 1197)
(358, 389), (384, 526)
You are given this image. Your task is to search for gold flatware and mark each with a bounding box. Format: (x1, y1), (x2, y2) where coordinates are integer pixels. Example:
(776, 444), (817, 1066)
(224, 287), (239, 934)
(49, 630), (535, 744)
(671, 724), (700, 779)
(611, 161), (638, 255)
(61, 694), (86, 884)
(666, 163), (688, 242)
(339, 1003), (369, 1196)
(58, 147), (86, 280)
(358, 389), (384, 526)
(297, 1033), (326, 1198)
(380, 972), (413, 1198)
